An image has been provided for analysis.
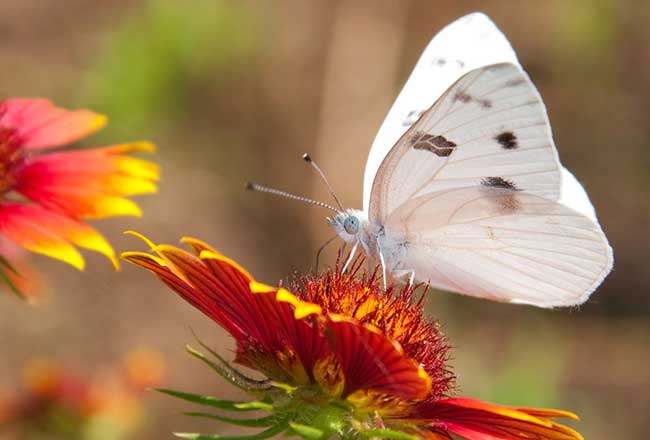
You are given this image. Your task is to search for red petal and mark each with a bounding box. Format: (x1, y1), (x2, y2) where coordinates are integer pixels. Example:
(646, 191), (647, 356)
(15, 143), (158, 219)
(411, 398), (583, 440)
(122, 236), (330, 381)
(327, 316), (431, 400)
(0, 98), (106, 149)
(0, 203), (116, 269)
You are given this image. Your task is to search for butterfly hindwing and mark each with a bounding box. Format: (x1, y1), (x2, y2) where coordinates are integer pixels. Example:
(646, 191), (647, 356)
(382, 186), (612, 307)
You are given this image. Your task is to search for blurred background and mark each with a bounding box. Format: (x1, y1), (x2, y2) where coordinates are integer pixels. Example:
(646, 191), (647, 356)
(0, 0), (648, 439)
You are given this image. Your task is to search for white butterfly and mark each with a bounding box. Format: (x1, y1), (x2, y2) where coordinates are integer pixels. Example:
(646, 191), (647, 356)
(251, 13), (613, 308)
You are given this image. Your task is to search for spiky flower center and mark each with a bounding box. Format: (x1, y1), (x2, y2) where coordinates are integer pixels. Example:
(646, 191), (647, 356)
(294, 267), (454, 401)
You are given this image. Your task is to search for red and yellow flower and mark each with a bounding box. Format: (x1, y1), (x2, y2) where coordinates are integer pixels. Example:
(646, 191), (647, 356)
(122, 233), (583, 440)
(0, 350), (165, 440)
(0, 98), (158, 293)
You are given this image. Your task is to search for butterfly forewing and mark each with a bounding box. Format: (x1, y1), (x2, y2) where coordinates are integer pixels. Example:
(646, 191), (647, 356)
(383, 187), (612, 307)
(369, 63), (562, 224)
(363, 12), (519, 211)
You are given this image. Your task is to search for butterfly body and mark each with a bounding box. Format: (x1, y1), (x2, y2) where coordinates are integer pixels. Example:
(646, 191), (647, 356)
(326, 13), (612, 307)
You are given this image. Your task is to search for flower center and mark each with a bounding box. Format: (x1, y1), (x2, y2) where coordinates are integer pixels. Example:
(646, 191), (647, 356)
(0, 128), (24, 195)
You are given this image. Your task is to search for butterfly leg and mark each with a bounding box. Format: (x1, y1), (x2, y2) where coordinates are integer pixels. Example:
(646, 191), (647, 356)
(407, 270), (415, 288)
(342, 241), (359, 273)
(392, 269), (416, 289)
(315, 234), (338, 271)
(376, 242), (388, 291)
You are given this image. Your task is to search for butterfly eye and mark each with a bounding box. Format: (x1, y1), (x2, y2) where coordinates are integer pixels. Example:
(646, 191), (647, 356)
(343, 216), (359, 234)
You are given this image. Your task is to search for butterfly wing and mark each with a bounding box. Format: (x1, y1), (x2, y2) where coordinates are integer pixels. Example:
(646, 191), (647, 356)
(369, 63), (563, 224)
(382, 186), (612, 307)
(367, 63), (613, 306)
(363, 12), (519, 212)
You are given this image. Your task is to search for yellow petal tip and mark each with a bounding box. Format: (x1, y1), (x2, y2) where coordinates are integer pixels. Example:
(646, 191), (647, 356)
(249, 281), (275, 294)
(276, 288), (322, 319)
(123, 230), (157, 250)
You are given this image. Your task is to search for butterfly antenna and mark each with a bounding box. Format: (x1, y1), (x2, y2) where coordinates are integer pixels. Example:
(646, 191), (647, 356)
(302, 153), (344, 210)
(246, 182), (341, 213)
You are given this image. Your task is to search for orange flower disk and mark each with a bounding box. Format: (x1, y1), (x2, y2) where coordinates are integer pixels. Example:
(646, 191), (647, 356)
(0, 98), (158, 273)
(122, 233), (583, 440)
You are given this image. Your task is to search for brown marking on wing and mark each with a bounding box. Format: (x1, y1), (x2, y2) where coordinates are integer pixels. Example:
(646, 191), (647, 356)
(454, 91), (472, 103)
(452, 91), (491, 109)
(481, 177), (522, 214)
(410, 132), (457, 157)
(495, 131), (518, 149)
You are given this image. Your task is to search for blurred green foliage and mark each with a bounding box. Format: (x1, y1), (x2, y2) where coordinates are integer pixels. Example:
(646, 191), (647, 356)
(552, 0), (618, 65)
(82, 0), (255, 139)
(487, 321), (567, 407)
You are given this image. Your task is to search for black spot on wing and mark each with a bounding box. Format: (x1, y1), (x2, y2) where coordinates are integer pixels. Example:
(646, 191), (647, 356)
(454, 91), (472, 103)
(411, 132), (456, 157)
(480, 177), (521, 214)
(452, 91), (491, 109)
(481, 176), (520, 191)
(477, 98), (492, 109)
(495, 131), (518, 149)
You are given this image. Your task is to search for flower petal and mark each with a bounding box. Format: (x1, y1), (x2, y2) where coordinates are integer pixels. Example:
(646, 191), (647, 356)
(411, 398), (583, 440)
(15, 142), (158, 219)
(121, 235), (330, 382)
(0, 203), (117, 269)
(327, 315), (431, 400)
(0, 98), (106, 149)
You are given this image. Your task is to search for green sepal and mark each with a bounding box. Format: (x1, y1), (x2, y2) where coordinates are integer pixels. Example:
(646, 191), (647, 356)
(156, 388), (261, 412)
(233, 401), (273, 411)
(173, 421), (288, 440)
(185, 344), (271, 393)
(0, 255), (25, 299)
(358, 429), (418, 439)
(288, 422), (324, 439)
(269, 381), (296, 394)
(182, 412), (277, 427)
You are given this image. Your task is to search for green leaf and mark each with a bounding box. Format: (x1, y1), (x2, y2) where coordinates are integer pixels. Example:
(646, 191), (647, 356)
(0, 255), (19, 274)
(359, 429), (418, 440)
(182, 412), (276, 427)
(288, 422), (324, 440)
(173, 421), (288, 440)
(156, 388), (263, 412)
(0, 264), (25, 300)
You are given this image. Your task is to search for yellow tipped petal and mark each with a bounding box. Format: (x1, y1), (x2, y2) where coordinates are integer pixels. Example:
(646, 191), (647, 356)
(109, 175), (158, 196)
(111, 141), (156, 154)
(249, 281), (276, 294)
(64, 226), (118, 270)
(32, 242), (86, 271)
(120, 251), (167, 267)
(181, 237), (221, 256)
(276, 288), (322, 319)
(91, 114), (108, 132)
(199, 250), (254, 281)
(114, 156), (160, 181)
(124, 230), (158, 250)
(82, 196), (142, 219)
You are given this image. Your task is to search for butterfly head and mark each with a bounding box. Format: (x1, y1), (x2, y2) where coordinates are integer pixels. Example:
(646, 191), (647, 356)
(328, 209), (367, 243)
